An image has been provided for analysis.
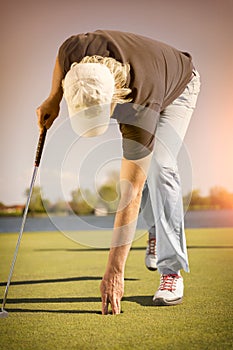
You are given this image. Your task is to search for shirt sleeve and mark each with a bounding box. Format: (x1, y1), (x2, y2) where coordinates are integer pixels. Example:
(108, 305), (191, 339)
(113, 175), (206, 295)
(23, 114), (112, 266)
(58, 32), (112, 77)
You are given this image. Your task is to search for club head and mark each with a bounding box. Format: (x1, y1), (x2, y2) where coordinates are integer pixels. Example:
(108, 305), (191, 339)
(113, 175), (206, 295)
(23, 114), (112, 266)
(0, 309), (8, 318)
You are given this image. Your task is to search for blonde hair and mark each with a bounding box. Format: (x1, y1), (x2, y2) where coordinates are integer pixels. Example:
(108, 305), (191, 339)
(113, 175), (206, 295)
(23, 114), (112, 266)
(79, 55), (132, 104)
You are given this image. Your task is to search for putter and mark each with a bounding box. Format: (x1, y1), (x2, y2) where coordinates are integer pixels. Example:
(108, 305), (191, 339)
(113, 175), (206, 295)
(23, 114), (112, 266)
(0, 119), (48, 318)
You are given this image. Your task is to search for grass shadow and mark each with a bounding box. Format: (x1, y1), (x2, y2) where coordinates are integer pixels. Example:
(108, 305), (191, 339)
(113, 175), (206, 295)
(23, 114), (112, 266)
(0, 276), (138, 287)
(124, 295), (154, 306)
(2, 296), (101, 315)
(4, 308), (102, 314)
(4, 296), (101, 304)
(1, 295), (154, 315)
(34, 245), (233, 253)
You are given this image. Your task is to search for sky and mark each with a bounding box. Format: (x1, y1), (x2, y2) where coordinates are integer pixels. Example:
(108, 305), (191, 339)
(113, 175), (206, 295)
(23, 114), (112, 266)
(1, 0), (233, 205)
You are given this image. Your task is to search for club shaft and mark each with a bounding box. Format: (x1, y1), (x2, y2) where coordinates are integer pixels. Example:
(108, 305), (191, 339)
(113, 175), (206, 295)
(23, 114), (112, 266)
(1, 166), (39, 311)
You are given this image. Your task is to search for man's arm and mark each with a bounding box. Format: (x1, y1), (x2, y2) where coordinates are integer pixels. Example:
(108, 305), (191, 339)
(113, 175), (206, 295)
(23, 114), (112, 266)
(100, 154), (152, 315)
(36, 56), (64, 131)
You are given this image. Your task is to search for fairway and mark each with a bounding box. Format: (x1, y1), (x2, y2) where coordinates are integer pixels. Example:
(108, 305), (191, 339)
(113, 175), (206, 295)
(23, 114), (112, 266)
(0, 228), (233, 349)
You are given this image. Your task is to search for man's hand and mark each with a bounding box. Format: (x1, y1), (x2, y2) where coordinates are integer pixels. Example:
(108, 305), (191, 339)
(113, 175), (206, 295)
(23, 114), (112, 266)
(100, 272), (124, 315)
(100, 155), (152, 315)
(36, 97), (60, 132)
(36, 56), (64, 132)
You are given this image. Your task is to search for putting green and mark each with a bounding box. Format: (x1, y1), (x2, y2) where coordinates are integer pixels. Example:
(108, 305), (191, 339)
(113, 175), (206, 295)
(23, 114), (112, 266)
(0, 228), (233, 349)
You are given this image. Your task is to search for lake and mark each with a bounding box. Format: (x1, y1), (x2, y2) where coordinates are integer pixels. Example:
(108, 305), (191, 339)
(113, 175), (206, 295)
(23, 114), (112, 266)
(0, 210), (233, 233)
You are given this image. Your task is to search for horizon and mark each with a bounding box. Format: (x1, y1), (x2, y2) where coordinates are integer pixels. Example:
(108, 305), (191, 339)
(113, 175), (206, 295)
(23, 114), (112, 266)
(1, 183), (233, 207)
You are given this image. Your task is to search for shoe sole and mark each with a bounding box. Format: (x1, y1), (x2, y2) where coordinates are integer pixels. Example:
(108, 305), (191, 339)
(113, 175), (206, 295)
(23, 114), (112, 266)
(146, 266), (157, 271)
(153, 297), (183, 306)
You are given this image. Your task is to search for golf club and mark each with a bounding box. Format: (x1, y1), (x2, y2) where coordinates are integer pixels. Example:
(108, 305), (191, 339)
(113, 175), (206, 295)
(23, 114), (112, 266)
(0, 119), (48, 318)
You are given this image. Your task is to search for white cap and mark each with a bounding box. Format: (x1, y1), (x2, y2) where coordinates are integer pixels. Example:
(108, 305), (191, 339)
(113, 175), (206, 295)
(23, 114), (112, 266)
(63, 62), (115, 137)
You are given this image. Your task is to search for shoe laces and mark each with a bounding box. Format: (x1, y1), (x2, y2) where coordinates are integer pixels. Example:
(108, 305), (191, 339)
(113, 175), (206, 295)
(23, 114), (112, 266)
(147, 238), (156, 255)
(159, 274), (180, 292)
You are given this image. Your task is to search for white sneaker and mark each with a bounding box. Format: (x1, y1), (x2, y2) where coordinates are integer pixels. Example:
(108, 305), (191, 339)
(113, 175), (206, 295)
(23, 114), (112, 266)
(153, 274), (184, 306)
(145, 238), (157, 271)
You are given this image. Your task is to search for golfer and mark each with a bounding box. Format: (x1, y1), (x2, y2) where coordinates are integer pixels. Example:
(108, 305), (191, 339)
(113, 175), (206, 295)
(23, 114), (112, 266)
(37, 30), (200, 315)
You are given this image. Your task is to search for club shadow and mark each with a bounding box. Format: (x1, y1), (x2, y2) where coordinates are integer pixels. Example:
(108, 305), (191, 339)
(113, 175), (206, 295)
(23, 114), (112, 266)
(3, 295), (153, 315)
(34, 245), (233, 253)
(4, 296), (101, 304)
(34, 247), (145, 252)
(4, 307), (102, 315)
(2, 297), (102, 315)
(3, 295), (154, 307)
(0, 276), (138, 287)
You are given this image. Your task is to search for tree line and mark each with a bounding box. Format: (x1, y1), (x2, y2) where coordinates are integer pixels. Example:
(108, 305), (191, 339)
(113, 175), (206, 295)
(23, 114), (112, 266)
(1, 180), (233, 217)
(23, 185), (233, 216)
(26, 170), (120, 216)
(183, 187), (233, 211)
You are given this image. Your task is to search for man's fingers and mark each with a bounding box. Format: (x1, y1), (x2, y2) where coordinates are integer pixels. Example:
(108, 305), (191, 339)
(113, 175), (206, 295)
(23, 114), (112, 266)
(44, 117), (53, 129)
(100, 276), (123, 315)
(38, 113), (53, 131)
(101, 294), (109, 315)
(36, 108), (47, 130)
(111, 297), (121, 315)
(36, 108), (43, 129)
(101, 294), (121, 315)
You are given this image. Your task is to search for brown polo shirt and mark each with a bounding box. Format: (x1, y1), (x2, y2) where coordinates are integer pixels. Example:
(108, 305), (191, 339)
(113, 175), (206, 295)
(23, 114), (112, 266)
(58, 30), (194, 159)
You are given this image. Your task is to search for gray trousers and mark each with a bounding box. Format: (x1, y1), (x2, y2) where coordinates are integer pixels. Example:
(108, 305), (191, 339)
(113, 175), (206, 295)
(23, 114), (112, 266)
(140, 71), (201, 274)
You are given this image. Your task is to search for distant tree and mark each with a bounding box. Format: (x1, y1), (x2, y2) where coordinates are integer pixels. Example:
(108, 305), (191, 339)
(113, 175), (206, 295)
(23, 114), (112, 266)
(98, 183), (119, 214)
(97, 170), (120, 214)
(209, 186), (233, 209)
(183, 187), (233, 210)
(50, 199), (71, 214)
(184, 189), (201, 210)
(25, 186), (48, 215)
(70, 188), (95, 215)
(183, 189), (211, 210)
(183, 191), (193, 210)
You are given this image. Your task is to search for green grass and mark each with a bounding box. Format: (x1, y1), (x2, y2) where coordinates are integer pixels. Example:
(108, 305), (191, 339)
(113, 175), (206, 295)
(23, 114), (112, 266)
(0, 228), (233, 350)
